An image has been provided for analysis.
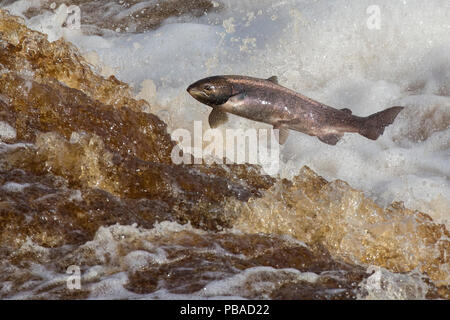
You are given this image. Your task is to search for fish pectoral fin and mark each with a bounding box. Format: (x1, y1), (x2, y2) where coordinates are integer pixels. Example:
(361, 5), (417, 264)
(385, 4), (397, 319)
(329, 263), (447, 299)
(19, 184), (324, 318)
(274, 125), (289, 145)
(318, 133), (343, 145)
(267, 76), (278, 84)
(341, 108), (352, 114)
(208, 108), (229, 128)
(228, 92), (246, 103)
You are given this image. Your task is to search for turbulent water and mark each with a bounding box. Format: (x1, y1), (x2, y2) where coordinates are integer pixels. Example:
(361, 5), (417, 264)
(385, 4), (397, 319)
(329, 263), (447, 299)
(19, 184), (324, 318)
(0, 0), (449, 299)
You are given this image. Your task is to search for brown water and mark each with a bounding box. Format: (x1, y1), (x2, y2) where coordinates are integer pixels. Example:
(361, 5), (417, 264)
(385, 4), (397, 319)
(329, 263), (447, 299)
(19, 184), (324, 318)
(0, 4), (449, 299)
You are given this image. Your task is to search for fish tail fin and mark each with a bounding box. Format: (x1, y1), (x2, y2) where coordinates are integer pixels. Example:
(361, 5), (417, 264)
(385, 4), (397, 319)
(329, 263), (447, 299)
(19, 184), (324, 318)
(359, 106), (404, 140)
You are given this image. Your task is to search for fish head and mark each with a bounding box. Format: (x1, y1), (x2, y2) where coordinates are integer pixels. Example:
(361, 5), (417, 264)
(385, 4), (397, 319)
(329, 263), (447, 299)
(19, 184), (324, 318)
(187, 76), (233, 107)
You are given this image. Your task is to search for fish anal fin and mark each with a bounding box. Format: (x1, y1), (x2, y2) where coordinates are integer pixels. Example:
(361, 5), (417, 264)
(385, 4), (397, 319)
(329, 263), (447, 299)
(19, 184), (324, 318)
(318, 133), (343, 145)
(341, 108), (352, 114)
(208, 108), (228, 128)
(267, 76), (278, 84)
(274, 125), (289, 145)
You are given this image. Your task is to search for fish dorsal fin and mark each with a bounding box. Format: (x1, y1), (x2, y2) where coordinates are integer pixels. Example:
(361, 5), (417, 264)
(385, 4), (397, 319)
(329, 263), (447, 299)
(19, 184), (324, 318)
(267, 76), (278, 84)
(341, 108), (352, 114)
(274, 124), (289, 145)
(208, 108), (228, 128)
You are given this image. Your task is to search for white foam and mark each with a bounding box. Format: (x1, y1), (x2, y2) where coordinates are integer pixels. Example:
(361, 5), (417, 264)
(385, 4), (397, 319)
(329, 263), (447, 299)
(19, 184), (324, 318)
(88, 272), (137, 300)
(357, 266), (430, 300)
(68, 190), (83, 202)
(199, 266), (319, 299)
(0, 121), (16, 141)
(0, 142), (33, 154)
(2, 181), (31, 192)
(123, 248), (168, 271)
(2, 0), (45, 19)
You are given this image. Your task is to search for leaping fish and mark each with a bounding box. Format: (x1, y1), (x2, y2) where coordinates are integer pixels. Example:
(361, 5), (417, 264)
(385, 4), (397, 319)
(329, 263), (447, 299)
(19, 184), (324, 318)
(187, 75), (404, 145)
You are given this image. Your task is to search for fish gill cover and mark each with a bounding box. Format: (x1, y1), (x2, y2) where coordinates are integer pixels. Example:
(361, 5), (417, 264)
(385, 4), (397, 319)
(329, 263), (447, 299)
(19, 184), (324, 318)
(0, 1), (449, 300)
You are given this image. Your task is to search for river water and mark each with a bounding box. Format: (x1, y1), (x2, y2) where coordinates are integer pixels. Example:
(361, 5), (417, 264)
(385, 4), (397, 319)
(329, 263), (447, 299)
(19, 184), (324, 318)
(0, 0), (449, 299)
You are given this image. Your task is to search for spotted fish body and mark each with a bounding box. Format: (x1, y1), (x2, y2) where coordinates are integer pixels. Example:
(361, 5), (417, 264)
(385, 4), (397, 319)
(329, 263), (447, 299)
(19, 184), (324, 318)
(187, 75), (404, 145)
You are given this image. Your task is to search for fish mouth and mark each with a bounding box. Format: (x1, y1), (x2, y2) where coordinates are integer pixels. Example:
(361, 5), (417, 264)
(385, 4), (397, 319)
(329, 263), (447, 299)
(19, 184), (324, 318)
(186, 83), (195, 93)
(187, 85), (207, 99)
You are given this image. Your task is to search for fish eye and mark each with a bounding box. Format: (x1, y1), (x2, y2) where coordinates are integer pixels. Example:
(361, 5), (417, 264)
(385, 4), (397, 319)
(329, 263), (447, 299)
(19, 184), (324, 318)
(204, 84), (214, 91)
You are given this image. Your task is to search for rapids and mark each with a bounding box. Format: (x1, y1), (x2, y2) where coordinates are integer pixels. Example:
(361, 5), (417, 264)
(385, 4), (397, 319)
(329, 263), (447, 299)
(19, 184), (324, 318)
(0, 0), (449, 299)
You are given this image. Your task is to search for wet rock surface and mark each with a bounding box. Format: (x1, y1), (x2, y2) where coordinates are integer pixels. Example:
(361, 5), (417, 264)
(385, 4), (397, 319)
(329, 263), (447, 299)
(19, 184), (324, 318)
(232, 167), (450, 291)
